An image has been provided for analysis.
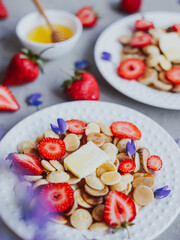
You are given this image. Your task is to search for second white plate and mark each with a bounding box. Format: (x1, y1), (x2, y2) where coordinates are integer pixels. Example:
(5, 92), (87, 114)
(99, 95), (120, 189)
(94, 11), (180, 110)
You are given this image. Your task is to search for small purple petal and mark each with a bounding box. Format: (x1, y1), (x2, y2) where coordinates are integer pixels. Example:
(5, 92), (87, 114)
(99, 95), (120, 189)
(175, 138), (180, 147)
(28, 93), (43, 106)
(154, 186), (171, 199)
(126, 139), (136, 156)
(101, 51), (112, 61)
(50, 124), (61, 135)
(57, 118), (68, 134)
(75, 60), (89, 69)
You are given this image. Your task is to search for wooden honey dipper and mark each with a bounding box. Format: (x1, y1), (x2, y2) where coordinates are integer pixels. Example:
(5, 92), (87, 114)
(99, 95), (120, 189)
(33, 0), (67, 43)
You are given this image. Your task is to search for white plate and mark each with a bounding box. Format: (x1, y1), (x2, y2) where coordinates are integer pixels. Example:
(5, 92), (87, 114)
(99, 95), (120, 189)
(0, 101), (180, 240)
(94, 11), (180, 110)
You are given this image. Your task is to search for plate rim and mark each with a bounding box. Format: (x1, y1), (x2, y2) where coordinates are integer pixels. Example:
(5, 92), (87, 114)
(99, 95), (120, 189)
(94, 11), (180, 110)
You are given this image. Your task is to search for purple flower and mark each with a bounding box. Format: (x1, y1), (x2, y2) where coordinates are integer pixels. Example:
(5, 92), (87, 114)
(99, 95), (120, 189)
(175, 138), (180, 147)
(154, 185), (171, 199)
(126, 139), (136, 156)
(75, 60), (89, 69)
(101, 51), (112, 61)
(28, 93), (43, 106)
(50, 118), (68, 135)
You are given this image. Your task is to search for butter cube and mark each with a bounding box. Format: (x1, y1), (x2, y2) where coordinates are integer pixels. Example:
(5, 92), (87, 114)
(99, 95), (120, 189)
(159, 33), (180, 62)
(64, 141), (110, 178)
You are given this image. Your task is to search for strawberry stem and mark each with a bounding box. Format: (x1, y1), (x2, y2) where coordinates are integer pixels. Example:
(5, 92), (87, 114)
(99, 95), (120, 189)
(61, 69), (74, 78)
(38, 46), (54, 56)
(125, 225), (130, 239)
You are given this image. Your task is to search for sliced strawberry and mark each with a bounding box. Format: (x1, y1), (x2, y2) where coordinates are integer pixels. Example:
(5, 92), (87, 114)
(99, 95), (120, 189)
(117, 59), (145, 80)
(76, 7), (97, 28)
(110, 121), (141, 140)
(166, 67), (180, 85)
(119, 159), (136, 173)
(104, 190), (136, 227)
(130, 33), (152, 48)
(38, 138), (66, 160)
(0, 0), (8, 19)
(147, 155), (162, 171)
(135, 19), (154, 31)
(172, 24), (180, 32)
(0, 86), (20, 111)
(66, 119), (86, 134)
(12, 153), (43, 175)
(40, 183), (74, 212)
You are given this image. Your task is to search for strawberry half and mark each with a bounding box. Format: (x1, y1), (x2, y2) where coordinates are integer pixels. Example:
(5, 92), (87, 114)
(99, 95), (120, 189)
(66, 119), (86, 134)
(130, 33), (152, 48)
(110, 121), (141, 140)
(166, 67), (180, 85)
(0, 86), (20, 111)
(147, 155), (162, 171)
(117, 59), (145, 80)
(119, 159), (136, 173)
(135, 19), (154, 31)
(38, 138), (66, 160)
(172, 24), (180, 32)
(0, 0), (8, 19)
(104, 190), (136, 228)
(12, 153), (43, 175)
(40, 183), (74, 212)
(76, 6), (97, 28)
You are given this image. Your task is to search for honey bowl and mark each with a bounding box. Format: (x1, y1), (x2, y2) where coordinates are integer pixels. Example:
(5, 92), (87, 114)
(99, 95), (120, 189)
(16, 10), (82, 60)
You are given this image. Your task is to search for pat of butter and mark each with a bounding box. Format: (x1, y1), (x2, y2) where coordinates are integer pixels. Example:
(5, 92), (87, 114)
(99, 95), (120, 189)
(159, 32), (180, 62)
(64, 141), (110, 178)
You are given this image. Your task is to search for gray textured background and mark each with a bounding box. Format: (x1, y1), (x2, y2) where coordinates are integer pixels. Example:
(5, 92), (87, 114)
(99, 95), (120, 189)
(0, 0), (180, 239)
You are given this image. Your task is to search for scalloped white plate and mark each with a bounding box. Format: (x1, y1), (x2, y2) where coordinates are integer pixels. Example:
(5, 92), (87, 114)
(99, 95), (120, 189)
(94, 11), (180, 110)
(0, 101), (180, 240)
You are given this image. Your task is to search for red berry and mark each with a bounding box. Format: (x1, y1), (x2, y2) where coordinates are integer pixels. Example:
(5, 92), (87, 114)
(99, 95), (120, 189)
(0, 0), (8, 19)
(40, 183), (74, 212)
(110, 121), (141, 140)
(117, 59), (145, 80)
(38, 138), (66, 160)
(66, 119), (86, 134)
(172, 24), (180, 32)
(119, 159), (136, 173)
(130, 34), (152, 48)
(147, 155), (162, 171)
(135, 19), (154, 31)
(2, 49), (43, 86)
(121, 0), (142, 14)
(104, 190), (136, 226)
(166, 67), (180, 85)
(0, 85), (20, 111)
(63, 71), (100, 101)
(76, 6), (97, 28)
(12, 153), (43, 175)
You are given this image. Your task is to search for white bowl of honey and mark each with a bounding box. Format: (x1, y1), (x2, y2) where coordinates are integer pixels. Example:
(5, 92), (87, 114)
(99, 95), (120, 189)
(16, 10), (82, 59)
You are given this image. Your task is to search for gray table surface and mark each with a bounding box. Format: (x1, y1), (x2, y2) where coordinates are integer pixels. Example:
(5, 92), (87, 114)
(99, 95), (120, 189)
(0, 0), (180, 239)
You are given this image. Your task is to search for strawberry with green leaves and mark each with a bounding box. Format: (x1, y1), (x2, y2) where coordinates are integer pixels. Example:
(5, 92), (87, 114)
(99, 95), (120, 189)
(2, 49), (44, 86)
(62, 70), (100, 101)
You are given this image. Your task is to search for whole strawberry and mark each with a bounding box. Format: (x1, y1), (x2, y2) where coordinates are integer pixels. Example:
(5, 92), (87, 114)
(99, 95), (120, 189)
(62, 70), (100, 100)
(121, 0), (142, 14)
(0, 0), (8, 19)
(2, 49), (43, 86)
